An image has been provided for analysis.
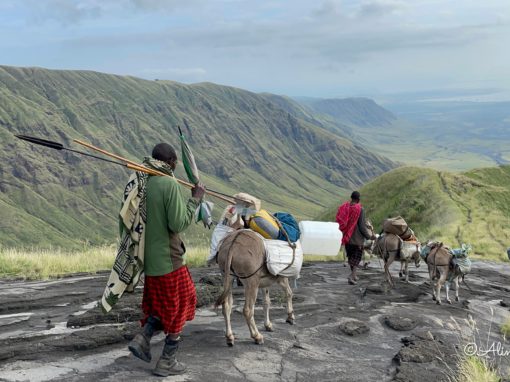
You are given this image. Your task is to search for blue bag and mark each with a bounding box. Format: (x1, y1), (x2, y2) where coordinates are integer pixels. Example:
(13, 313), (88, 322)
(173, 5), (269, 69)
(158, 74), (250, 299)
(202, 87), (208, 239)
(273, 212), (301, 243)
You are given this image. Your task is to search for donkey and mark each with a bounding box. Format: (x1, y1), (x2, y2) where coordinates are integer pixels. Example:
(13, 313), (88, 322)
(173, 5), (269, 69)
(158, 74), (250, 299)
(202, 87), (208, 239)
(215, 229), (295, 346)
(373, 234), (421, 286)
(424, 242), (453, 305)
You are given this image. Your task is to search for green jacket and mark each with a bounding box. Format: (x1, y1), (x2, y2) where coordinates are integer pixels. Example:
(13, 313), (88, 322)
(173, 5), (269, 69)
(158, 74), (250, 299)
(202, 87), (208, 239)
(143, 175), (199, 276)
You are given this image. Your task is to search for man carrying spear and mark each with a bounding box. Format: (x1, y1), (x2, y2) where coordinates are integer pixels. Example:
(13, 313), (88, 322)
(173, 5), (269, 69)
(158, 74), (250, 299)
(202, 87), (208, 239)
(125, 142), (205, 376)
(16, 132), (227, 376)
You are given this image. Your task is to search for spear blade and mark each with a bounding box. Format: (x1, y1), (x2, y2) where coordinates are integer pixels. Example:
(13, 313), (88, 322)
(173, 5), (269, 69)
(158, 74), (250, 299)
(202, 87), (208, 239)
(16, 134), (128, 166)
(15, 135), (64, 150)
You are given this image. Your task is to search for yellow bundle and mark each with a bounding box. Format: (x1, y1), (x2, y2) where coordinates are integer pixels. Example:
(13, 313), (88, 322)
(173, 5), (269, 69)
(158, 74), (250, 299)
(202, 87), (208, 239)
(249, 210), (280, 239)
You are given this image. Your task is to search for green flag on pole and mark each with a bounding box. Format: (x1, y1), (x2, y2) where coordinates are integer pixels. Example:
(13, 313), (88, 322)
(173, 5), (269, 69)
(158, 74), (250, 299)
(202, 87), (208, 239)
(178, 125), (213, 228)
(179, 125), (200, 185)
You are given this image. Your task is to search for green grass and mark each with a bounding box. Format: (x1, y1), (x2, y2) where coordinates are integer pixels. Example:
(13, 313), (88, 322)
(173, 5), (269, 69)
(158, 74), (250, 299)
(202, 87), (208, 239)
(304, 253), (343, 262)
(184, 247), (208, 268)
(0, 245), (116, 279)
(453, 356), (500, 382)
(502, 316), (510, 338)
(0, 245), (209, 280)
(439, 315), (506, 382)
(0, 244), (378, 279)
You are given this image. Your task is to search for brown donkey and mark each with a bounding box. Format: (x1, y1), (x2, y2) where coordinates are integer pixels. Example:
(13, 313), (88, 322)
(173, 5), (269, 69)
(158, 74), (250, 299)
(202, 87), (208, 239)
(425, 242), (453, 304)
(215, 229), (295, 346)
(373, 234), (421, 286)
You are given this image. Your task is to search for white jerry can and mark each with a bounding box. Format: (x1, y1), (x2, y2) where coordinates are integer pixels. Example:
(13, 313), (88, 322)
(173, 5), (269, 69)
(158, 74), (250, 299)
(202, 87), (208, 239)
(298, 221), (342, 256)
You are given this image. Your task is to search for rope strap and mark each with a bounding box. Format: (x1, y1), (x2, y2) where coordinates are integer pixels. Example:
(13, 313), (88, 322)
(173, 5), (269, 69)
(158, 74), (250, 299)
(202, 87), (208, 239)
(275, 218), (296, 273)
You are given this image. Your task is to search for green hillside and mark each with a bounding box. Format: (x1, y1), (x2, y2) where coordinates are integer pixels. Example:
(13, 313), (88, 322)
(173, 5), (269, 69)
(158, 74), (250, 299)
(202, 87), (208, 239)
(318, 165), (510, 261)
(0, 66), (395, 249)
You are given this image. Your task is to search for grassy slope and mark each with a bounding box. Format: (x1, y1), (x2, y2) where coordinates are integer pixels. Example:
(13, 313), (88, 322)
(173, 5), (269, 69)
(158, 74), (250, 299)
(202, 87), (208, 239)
(0, 66), (395, 249)
(318, 165), (510, 261)
(0, 245), (209, 279)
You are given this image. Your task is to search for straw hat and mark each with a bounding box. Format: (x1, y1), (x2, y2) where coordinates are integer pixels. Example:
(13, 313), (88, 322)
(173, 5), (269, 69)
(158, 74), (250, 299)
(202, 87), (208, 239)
(233, 192), (261, 211)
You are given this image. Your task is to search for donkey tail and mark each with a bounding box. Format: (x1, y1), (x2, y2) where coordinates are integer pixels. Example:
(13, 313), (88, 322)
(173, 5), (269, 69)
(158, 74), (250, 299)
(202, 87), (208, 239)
(215, 235), (236, 308)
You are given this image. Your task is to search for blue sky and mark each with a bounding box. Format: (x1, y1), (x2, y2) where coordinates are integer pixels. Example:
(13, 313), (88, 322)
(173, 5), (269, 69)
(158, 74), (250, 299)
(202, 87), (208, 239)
(1, 0), (509, 98)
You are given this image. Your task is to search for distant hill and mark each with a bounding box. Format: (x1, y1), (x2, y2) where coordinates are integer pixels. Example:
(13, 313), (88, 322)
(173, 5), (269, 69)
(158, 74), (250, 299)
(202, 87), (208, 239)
(318, 165), (510, 261)
(292, 96), (412, 161)
(0, 66), (395, 249)
(297, 97), (397, 128)
(383, 99), (510, 170)
(294, 95), (510, 171)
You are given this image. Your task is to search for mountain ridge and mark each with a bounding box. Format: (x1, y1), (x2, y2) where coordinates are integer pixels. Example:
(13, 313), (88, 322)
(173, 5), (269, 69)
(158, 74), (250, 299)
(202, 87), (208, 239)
(0, 65), (396, 248)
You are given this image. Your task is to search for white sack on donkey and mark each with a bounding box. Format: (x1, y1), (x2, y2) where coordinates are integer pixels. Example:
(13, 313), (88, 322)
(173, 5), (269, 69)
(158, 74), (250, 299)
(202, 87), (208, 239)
(265, 239), (303, 278)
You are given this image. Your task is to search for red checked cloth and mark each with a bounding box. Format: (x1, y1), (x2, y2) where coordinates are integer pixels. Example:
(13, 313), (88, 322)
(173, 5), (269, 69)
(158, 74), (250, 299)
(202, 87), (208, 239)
(336, 202), (362, 245)
(141, 266), (197, 334)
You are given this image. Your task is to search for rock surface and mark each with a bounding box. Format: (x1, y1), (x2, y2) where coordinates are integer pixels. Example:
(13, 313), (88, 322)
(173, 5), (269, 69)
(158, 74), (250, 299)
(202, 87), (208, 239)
(384, 316), (418, 331)
(339, 320), (370, 336)
(0, 261), (509, 381)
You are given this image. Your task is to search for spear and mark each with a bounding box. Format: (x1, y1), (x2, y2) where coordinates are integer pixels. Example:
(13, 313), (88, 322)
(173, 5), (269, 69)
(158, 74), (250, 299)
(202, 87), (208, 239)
(15, 135), (236, 204)
(15, 134), (172, 177)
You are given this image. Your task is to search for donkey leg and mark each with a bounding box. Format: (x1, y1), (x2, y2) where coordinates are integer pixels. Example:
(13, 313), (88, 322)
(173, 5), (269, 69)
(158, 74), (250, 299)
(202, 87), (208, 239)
(243, 283), (263, 344)
(222, 291), (235, 346)
(385, 255), (394, 286)
(454, 276), (460, 302)
(435, 280), (442, 304)
(445, 281), (452, 304)
(399, 261), (404, 279)
(278, 277), (295, 325)
(436, 270), (447, 305)
(429, 267), (437, 301)
(263, 288), (273, 332)
(384, 262), (390, 285)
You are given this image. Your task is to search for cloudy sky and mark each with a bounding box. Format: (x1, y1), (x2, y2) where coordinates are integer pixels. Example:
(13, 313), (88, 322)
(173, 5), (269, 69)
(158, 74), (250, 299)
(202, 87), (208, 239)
(1, 0), (509, 97)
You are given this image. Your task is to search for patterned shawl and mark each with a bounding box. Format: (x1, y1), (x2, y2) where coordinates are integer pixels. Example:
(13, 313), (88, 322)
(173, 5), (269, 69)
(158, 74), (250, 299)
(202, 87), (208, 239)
(100, 158), (174, 313)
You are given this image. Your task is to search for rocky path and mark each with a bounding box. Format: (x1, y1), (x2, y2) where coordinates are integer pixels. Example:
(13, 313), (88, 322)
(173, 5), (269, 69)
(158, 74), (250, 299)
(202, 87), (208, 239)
(0, 261), (509, 381)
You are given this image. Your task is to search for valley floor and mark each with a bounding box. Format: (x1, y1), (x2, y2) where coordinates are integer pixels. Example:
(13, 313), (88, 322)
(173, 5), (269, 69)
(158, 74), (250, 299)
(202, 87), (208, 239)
(0, 261), (509, 381)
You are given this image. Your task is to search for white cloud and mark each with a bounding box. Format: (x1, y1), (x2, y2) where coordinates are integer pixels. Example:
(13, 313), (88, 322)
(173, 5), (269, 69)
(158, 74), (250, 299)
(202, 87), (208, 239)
(2, 0), (510, 95)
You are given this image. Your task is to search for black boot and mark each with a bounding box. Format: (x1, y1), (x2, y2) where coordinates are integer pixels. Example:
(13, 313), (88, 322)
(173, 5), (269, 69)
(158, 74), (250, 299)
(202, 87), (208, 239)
(128, 316), (161, 363)
(153, 336), (187, 377)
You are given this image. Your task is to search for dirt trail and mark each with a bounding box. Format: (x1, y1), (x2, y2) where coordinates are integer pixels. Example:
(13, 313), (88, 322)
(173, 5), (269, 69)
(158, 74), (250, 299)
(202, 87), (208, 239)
(0, 261), (509, 382)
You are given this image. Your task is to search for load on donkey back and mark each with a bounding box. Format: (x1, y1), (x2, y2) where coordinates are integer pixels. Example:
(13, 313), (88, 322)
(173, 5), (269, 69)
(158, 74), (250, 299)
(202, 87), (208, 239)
(208, 193), (303, 346)
(373, 216), (422, 286)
